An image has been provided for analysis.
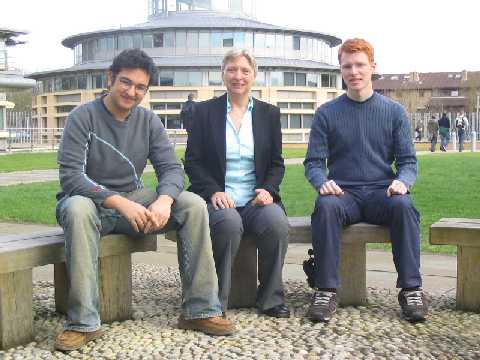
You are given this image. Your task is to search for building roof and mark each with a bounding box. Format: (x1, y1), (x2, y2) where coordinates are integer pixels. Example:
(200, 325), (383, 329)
(27, 56), (338, 79)
(61, 11), (342, 48)
(374, 71), (480, 90)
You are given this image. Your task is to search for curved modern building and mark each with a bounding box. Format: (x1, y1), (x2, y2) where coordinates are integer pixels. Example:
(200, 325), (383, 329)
(29, 0), (343, 142)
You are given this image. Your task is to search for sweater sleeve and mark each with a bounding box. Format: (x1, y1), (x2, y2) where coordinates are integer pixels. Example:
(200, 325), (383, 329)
(393, 105), (417, 188)
(58, 108), (119, 205)
(304, 108), (329, 190)
(148, 114), (184, 200)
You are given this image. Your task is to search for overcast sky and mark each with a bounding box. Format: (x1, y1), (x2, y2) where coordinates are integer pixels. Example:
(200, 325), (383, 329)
(2, 0), (478, 74)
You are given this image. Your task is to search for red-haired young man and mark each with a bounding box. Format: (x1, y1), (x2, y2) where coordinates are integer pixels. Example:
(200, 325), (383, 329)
(304, 38), (427, 323)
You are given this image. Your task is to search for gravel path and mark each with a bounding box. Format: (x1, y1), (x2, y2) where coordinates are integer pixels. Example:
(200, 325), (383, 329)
(1, 264), (479, 359)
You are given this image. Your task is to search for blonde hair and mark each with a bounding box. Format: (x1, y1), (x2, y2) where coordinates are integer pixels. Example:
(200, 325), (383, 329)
(221, 49), (258, 76)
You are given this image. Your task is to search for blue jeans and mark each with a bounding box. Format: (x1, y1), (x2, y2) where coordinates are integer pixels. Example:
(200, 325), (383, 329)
(56, 189), (222, 332)
(310, 186), (422, 290)
(439, 128), (449, 149)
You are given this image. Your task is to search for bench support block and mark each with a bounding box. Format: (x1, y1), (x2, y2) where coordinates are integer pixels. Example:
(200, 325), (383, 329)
(339, 242), (367, 306)
(228, 236), (257, 309)
(0, 269), (33, 350)
(54, 254), (133, 322)
(457, 246), (480, 312)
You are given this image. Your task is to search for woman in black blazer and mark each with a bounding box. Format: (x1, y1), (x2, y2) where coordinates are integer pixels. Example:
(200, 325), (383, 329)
(185, 49), (290, 318)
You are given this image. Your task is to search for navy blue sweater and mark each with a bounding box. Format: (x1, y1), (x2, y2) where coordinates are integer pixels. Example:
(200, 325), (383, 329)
(304, 92), (417, 190)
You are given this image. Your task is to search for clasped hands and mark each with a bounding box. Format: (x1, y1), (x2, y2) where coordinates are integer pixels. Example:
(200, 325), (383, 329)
(319, 179), (408, 197)
(104, 194), (173, 233)
(211, 188), (273, 210)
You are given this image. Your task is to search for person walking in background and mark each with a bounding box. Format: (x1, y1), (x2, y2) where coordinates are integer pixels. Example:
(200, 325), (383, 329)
(180, 93), (196, 134)
(455, 111), (469, 152)
(438, 112), (450, 151)
(427, 115), (439, 152)
(304, 38), (427, 324)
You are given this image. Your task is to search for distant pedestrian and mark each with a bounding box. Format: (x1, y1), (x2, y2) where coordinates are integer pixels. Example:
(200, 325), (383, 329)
(438, 112), (450, 151)
(180, 93), (196, 134)
(455, 111), (469, 152)
(427, 115), (439, 152)
(414, 125), (422, 141)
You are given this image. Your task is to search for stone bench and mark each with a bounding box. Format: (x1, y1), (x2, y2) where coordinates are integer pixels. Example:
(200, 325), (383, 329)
(167, 216), (390, 309)
(0, 229), (157, 350)
(430, 218), (480, 312)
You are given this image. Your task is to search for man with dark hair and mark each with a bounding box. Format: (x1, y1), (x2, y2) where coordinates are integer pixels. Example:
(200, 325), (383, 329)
(180, 93), (196, 134)
(55, 49), (234, 351)
(438, 112), (450, 151)
(304, 38), (427, 324)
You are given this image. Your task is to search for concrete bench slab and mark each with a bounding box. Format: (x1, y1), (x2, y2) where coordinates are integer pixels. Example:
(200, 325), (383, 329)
(430, 218), (480, 312)
(0, 229), (157, 350)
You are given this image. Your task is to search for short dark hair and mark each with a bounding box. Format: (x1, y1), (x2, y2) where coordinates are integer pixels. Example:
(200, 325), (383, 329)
(109, 49), (157, 86)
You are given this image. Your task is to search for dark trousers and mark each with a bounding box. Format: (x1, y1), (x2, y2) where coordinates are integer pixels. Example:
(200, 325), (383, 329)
(207, 202), (289, 311)
(311, 186), (422, 290)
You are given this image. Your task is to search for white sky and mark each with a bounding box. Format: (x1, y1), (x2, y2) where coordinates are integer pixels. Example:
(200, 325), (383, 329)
(2, 0), (479, 74)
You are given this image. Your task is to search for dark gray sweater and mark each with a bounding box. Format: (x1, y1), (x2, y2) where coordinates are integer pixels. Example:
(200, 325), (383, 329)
(304, 92), (417, 190)
(57, 96), (184, 205)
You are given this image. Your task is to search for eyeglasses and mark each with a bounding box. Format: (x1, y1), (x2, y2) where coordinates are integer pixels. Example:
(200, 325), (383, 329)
(117, 77), (149, 94)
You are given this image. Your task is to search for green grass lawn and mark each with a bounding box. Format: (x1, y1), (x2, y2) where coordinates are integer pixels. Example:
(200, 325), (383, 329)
(0, 148), (307, 173)
(0, 153), (478, 254)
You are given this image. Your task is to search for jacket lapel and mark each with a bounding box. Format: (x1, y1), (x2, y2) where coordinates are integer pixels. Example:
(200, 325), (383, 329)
(212, 94), (228, 176)
(252, 98), (264, 182)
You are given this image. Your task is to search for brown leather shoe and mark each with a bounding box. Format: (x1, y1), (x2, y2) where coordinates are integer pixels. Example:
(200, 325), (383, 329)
(178, 315), (235, 336)
(55, 329), (105, 351)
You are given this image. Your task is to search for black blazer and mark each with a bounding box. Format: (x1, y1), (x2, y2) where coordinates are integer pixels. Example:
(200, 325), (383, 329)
(184, 93), (285, 204)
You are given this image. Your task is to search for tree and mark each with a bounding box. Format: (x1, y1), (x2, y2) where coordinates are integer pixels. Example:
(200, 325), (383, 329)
(2, 88), (33, 112)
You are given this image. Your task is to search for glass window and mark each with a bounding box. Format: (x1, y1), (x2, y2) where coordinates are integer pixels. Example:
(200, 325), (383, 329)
(284, 72), (295, 86)
(307, 38), (313, 59)
(302, 114), (314, 129)
(295, 73), (306, 86)
(277, 102), (288, 109)
(98, 38), (106, 51)
(143, 33), (153, 48)
(132, 33), (142, 48)
(159, 115), (166, 127)
(280, 114), (288, 129)
(300, 37), (307, 57)
(78, 75), (87, 89)
(153, 32), (164, 47)
(199, 32), (210, 50)
(211, 32), (223, 48)
(255, 72), (266, 86)
(244, 32), (253, 48)
(166, 103), (182, 110)
(290, 114), (301, 128)
(186, 31), (198, 50)
(290, 103), (302, 109)
(223, 32), (234, 47)
(254, 33), (265, 49)
(176, 31), (186, 48)
(164, 32), (174, 47)
(284, 34), (292, 51)
(106, 36), (114, 50)
(151, 103), (166, 110)
(275, 34), (284, 55)
(174, 71), (188, 86)
(188, 72), (203, 86)
(307, 73), (318, 87)
(234, 32), (245, 47)
(209, 71), (223, 86)
(270, 71), (283, 86)
(330, 74), (337, 88)
(302, 102), (315, 109)
(321, 74), (330, 88)
(293, 35), (300, 51)
(0, 108), (4, 129)
(167, 114), (182, 129)
(265, 33), (275, 49)
(118, 34), (133, 49)
(160, 71), (174, 86)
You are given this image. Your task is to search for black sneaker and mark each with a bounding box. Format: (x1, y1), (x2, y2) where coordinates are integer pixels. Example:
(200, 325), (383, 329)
(307, 291), (337, 323)
(398, 289), (428, 323)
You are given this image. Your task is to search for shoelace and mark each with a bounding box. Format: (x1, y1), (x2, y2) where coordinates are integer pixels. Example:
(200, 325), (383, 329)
(404, 291), (424, 306)
(312, 291), (334, 307)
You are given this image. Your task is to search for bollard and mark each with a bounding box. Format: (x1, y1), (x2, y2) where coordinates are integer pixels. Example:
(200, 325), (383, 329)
(451, 132), (456, 151)
(471, 131), (477, 152)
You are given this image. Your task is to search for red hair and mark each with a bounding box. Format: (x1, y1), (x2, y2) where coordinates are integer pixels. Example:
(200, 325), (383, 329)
(338, 38), (374, 64)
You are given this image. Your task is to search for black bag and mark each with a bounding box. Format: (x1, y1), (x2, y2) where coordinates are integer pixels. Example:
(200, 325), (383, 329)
(302, 248), (315, 288)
